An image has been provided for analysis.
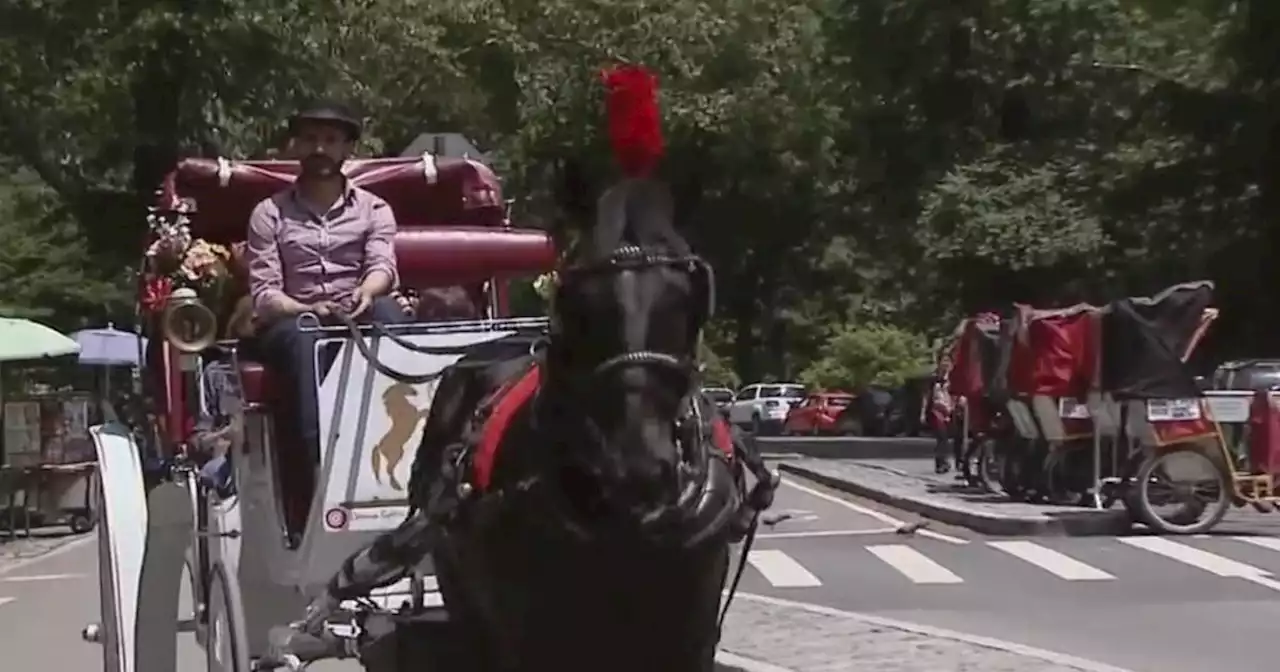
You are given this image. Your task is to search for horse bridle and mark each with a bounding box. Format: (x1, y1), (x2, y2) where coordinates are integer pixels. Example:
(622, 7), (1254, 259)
(554, 244), (715, 383)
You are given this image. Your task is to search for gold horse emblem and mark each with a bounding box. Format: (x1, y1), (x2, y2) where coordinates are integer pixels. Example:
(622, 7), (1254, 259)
(372, 383), (429, 491)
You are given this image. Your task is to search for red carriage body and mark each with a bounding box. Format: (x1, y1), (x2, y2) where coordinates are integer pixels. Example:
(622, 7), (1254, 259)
(1005, 304), (1101, 440)
(147, 156), (557, 453)
(946, 315), (1002, 434)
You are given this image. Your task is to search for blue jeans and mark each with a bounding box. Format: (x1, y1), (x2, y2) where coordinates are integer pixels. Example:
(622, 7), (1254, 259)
(255, 296), (409, 459)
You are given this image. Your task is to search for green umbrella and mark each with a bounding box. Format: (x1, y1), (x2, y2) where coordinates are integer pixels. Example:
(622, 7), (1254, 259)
(0, 318), (80, 362)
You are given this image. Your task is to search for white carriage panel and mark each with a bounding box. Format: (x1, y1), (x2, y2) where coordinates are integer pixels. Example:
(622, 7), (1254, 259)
(299, 329), (516, 590)
(1204, 390), (1252, 424)
(235, 412), (306, 588)
(90, 424), (149, 672)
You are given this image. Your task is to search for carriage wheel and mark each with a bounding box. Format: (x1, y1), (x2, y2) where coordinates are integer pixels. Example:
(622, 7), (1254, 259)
(1132, 446), (1231, 535)
(998, 444), (1027, 501)
(205, 562), (251, 672)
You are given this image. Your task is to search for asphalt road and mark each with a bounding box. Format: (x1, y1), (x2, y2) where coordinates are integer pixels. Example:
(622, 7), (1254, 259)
(10, 473), (1280, 672)
(734, 475), (1280, 672)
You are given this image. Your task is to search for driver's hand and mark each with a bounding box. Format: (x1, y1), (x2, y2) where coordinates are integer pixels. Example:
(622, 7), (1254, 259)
(349, 286), (373, 318)
(309, 300), (341, 318)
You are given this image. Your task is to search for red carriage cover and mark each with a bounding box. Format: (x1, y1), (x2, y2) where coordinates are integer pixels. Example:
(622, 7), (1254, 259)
(1249, 390), (1280, 475)
(1005, 303), (1101, 439)
(158, 156), (505, 241)
(946, 314), (1001, 433)
(1007, 303), (1099, 398)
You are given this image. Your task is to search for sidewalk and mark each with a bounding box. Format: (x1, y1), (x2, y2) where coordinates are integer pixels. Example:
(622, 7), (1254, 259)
(778, 458), (1131, 536)
(0, 528), (88, 570)
(719, 593), (1131, 672)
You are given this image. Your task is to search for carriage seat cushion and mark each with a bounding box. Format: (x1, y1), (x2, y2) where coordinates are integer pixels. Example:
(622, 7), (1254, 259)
(236, 359), (272, 404)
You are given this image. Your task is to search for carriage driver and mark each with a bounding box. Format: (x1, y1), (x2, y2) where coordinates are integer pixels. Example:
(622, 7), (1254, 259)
(246, 100), (409, 460)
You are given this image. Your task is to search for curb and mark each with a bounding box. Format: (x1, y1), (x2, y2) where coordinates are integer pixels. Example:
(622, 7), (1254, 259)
(756, 436), (935, 460)
(730, 592), (1135, 672)
(0, 533), (95, 576)
(779, 463), (1131, 537)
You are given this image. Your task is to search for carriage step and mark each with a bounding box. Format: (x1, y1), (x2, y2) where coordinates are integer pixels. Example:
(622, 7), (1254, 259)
(177, 618), (198, 633)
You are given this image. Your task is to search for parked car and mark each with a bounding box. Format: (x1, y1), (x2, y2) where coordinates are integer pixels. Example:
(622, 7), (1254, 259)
(728, 382), (807, 435)
(700, 386), (735, 416)
(783, 391), (854, 435)
(1212, 359), (1280, 391)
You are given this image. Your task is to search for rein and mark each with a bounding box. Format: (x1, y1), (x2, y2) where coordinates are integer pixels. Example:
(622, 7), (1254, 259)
(332, 313), (540, 385)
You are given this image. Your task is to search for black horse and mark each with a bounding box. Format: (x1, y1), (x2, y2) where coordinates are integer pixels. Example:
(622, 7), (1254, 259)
(305, 175), (777, 672)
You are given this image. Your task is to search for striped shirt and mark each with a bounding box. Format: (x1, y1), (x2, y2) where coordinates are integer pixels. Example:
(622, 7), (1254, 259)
(246, 184), (399, 315)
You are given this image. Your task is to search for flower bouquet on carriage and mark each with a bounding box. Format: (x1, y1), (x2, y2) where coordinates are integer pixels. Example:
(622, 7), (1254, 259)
(140, 201), (234, 352)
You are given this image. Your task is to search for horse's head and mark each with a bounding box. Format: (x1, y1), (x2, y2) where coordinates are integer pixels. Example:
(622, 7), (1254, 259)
(546, 176), (714, 529)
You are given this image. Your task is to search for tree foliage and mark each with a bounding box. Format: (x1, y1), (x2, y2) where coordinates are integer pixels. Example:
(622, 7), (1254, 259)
(1, 0), (1278, 379)
(799, 323), (931, 391)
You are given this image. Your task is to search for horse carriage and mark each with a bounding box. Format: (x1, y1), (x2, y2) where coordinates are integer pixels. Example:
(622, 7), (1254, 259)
(82, 153), (565, 671)
(84, 66), (774, 672)
(940, 280), (1280, 534)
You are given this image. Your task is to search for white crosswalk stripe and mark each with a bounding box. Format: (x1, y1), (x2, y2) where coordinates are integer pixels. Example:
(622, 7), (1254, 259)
(735, 535), (1280, 591)
(988, 540), (1114, 581)
(866, 544), (963, 584)
(1231, 536), (1280, 553)
(1118, 537), (1266, 577)
(746, 549), (822, 587)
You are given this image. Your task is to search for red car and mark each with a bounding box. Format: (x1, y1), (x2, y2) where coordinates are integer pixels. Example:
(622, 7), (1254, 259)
(783, 392), (854, 435)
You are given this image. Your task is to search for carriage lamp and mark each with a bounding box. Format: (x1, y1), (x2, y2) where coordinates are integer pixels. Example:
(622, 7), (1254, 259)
(162, 287), (218, 353)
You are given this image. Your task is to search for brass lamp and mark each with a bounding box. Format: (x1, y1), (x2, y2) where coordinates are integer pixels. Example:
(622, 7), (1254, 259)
(161, 287), (217, 353)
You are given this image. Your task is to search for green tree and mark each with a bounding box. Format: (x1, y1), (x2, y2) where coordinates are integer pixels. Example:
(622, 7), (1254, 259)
(698, 340), (740, 390)
(799, 323), (930, 391)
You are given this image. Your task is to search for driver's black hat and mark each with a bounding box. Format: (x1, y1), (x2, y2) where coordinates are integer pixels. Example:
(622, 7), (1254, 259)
(288, 100), (362, 141)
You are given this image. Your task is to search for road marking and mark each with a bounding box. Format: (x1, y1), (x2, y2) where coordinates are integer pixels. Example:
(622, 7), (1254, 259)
(779, 479), (968, 545)
(866, 544), (963, 584)
(0, 597), (13, 608)
(1231, 536), (1280, 553)
(0, 573), (86, 583)
(988, 541), (1114, 581)
(1119, 537), (1265, 577)
(757, 528), (899, 539)
(746, 550), (822, 587)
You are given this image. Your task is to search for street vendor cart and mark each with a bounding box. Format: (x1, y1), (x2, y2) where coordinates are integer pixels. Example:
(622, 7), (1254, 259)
(0, 318), (99, 536)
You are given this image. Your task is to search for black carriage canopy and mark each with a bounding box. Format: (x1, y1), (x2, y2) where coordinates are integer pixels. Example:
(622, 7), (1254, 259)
(1099, 280), (1215, 399)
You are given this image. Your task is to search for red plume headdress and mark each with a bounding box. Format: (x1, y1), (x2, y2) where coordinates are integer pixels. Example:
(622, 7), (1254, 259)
(600, 64), (664, 178)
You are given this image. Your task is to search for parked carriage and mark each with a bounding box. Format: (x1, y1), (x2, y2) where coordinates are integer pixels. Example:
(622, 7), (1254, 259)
(82, 154), (558, 671)
(954, 280), (1280, 535)
(943, 312), (1009, 489)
